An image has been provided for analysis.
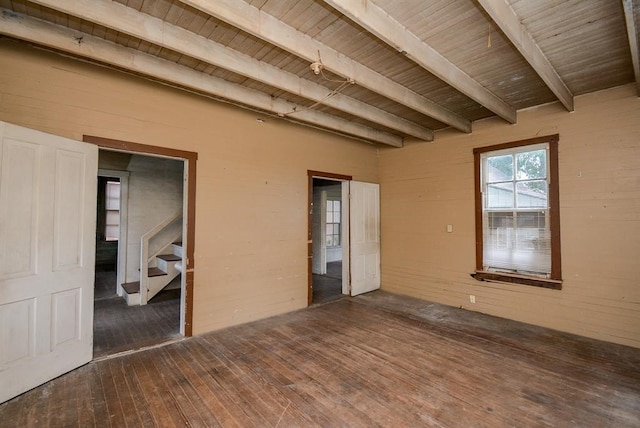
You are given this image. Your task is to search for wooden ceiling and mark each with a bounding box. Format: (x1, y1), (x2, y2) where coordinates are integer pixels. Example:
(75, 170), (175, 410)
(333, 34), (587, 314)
(1, 0), (638, 147)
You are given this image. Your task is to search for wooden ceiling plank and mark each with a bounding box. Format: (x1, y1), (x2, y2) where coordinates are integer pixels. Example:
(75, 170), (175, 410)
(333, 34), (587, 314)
(27, 0), (433, 141)
(623, 0), (640, 95)
(323, 0), (516, 124)
(178, 0), (470, 132)
(477, 0), (574, 111)
(0, 9), (402, 147)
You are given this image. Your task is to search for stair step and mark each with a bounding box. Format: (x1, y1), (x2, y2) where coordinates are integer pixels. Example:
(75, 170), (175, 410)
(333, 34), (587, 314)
(157, 254), (181, 262)
(122, 281), (140, 295)
(148, 267), (167, 277)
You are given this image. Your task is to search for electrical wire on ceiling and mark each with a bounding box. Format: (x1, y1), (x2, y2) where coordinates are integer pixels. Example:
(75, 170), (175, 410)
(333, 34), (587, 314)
(278, 51), (355, 118)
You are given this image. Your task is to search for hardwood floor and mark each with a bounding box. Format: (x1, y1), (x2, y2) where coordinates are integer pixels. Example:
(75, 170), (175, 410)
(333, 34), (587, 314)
(94, 271), (181, 358)
(312, 261), (343, 304)
(2, 291), (639, 427)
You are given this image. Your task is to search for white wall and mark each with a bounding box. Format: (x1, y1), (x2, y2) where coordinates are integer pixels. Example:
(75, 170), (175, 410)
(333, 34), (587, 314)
(125, 155), (184, 282)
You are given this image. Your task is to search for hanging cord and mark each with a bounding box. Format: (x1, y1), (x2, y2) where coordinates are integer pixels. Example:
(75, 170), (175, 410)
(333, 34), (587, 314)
(278, 50), (355, 117)
(278, 79), (353, 117)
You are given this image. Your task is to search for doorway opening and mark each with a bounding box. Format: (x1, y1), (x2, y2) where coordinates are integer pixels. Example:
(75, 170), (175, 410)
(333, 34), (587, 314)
(85, 136), (197, 359)
(308, 171), (352, 305)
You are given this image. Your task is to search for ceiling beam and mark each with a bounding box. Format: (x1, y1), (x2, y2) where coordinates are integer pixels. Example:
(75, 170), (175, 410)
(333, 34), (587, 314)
(0, 10), (402, 147)
(477, 0), (574, 112)
(27, 0), (430, 143)
(323, 0), (516, 124)
(179, 0), (471, 133)
(623, 0), (640, 95)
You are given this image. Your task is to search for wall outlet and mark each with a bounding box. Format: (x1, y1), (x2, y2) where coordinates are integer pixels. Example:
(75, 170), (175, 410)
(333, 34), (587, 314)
(469, 295), (476, 304)
(446, 224), (453, 233)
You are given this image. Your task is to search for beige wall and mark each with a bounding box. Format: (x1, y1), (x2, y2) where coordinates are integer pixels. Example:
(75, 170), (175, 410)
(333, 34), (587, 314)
(0, 41), (379, 334)
(379, 85), (640, 348)
(3, 40), (639, 348)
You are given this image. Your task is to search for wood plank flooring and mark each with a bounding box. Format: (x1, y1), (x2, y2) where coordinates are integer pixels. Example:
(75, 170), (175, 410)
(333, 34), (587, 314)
(312, 261), (343, 304)
(2, 291), (639, 427)
(94, 271), (181, 358)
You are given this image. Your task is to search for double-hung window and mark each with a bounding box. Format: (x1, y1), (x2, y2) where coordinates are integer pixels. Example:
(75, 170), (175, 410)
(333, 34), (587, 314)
(326, 200), (341, 247)
(473, 135), (562, 289)
(104, 180), (121, 241)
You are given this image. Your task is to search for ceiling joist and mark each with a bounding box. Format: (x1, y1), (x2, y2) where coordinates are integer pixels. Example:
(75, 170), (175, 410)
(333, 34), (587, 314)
(179, 0), (470, 133)
(623, 0), (640, 95)
(0, 10), (403, 147)
(323, 0), (517, 124)
(27, 0), (432, 143)
(477, 0), (574, 112)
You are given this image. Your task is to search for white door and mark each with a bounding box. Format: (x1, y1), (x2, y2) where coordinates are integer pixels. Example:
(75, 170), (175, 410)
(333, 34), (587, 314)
(0, 121), (97, 403)
(349, 181), (380, 296)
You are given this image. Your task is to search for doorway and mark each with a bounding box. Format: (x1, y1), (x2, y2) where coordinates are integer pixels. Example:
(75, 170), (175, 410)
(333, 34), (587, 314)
(93, 151), (185, 357)
(85, 135), (198, 358)
(308, 171), (352, 305)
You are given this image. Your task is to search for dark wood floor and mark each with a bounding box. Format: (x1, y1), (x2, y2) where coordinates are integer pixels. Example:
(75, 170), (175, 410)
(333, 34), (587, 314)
(94, 271), (181, 358)
(2, 291), (639, 427)
(312, 260), (343, 304)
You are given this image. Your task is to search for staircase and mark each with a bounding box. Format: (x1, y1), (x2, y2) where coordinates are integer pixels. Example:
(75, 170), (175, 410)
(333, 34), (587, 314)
(121, 209), (184, 306)
(122, 242), (183, 305)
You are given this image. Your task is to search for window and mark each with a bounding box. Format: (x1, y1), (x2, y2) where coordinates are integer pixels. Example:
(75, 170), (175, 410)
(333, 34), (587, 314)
(473, 135), (562, 289)
(104, 180), (120, 241)
(326, 200), (341, 247)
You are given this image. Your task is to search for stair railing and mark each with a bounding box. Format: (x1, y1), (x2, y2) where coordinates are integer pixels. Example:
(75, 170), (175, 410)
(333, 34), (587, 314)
(140, 209), (183, 305)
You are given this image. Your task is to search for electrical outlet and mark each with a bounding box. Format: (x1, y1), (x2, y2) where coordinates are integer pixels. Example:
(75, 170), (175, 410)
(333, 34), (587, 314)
(469, 295), (476, 304)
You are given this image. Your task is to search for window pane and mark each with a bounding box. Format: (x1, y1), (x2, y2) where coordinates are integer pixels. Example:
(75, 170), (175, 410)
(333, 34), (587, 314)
(326, 235), (333, 246)
(487, 155), (513, 182)
(105, 210), (120, 226)
(516, 149), (546, 180)
(326, 211), (333, 223)
(334, 210), (340, 223)
(105, 181), (120, 210)
(334, 201), (340, 211)
(105, 225), (119, 241)
(516, 180), (547, 208)
(484, 210), (550, 275)
(333, 235), (340, 246)
(487, 182), (514, 208)
(326, 224), (333, 235)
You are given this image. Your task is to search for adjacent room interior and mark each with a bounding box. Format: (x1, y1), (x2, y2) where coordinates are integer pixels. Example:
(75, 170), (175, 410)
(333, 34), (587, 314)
(311, 177), (346, 304)
(93, 149), (185, 358)
(0, 0), (639, 425)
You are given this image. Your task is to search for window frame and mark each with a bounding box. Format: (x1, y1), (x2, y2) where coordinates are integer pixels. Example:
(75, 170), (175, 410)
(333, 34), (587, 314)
(472, 134), (562, 290)
(326, 199), (341, 248)
(104, 179), (121, 242)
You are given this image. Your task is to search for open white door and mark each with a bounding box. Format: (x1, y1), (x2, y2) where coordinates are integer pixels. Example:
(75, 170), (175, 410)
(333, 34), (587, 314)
(0, 121), (97, 403)
(349, 181), (380, 296)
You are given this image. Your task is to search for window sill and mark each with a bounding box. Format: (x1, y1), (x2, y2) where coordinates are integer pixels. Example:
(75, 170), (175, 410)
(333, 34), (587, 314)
(470, 271), (562, 290)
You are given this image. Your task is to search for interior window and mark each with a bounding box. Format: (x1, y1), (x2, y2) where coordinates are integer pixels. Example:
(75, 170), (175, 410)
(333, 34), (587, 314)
(326, 199), (341, 247)
(104, 180), (120, 241)
(473, 135), (562, 289)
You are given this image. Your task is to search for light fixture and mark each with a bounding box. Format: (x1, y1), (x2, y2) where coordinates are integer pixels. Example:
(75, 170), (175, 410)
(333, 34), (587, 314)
(310, 61), (323, 75)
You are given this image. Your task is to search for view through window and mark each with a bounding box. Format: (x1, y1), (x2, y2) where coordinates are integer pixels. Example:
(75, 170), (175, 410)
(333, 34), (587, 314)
(473, 135), (562, 289)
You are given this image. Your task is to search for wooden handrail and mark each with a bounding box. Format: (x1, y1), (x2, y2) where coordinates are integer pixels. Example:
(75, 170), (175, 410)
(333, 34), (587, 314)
(140, 209), (182, 305)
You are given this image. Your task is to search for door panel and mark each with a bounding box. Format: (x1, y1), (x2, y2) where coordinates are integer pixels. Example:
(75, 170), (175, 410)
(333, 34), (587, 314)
(0, 121), (97, 403)
(350, 181), (380, 296)
(0, 139), (38, 279)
